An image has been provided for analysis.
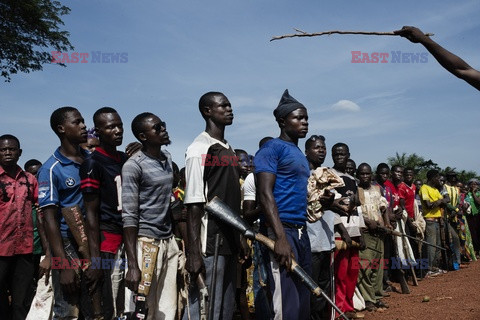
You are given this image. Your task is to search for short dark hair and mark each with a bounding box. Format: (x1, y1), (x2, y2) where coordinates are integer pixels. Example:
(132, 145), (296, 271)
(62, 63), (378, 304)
(0, 134), (20, 148)
(357, 162), (371, 173)
(24, 159), (42, 171)
(50, 106), (78, 135)
(93, 107), (118, 126)
(332, 142), (349, 153)
(347, 159), (356, 166)
(376, 163), (390, 173)
(427, 169), (440, 181)
(259, 136), (273, 148)
(404, 167), (415, 174)
(198, 92), (224, 118)
(131, 112), (155, 140)
(234, 149), (248, 156)
(391, 164), (403, 172)
(305, 134), (325, 150)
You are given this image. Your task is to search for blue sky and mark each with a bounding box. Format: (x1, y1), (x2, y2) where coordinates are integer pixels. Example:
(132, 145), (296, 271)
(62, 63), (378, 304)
(1, 0), (479, 173)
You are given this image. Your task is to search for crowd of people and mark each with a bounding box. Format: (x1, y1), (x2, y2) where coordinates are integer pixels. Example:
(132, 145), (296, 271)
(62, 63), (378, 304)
(1, 89), (479, 320)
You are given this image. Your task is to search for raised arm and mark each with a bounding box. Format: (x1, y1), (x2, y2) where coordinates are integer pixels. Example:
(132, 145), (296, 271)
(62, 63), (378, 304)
(394, 26), (480, 90)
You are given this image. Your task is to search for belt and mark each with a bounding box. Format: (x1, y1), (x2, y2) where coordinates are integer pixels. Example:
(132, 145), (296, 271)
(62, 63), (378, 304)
(282, 222), (305, 230)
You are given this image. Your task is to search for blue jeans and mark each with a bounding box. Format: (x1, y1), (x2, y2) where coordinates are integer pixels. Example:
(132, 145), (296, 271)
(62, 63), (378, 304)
(425, 221), (441, 270)
(51, 238), (92, 319)
(447, 222), (461, 267)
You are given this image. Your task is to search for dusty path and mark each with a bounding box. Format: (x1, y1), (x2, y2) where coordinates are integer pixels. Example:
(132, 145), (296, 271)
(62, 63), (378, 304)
(365, 260), (480, 320)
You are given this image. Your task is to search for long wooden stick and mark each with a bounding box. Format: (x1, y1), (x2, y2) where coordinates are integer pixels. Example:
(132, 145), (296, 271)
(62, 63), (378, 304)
(270, 28), (433, 41)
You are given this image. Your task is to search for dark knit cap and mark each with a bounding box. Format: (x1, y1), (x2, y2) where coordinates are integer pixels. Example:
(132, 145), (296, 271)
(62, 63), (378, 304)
(273, 89), (306, 120)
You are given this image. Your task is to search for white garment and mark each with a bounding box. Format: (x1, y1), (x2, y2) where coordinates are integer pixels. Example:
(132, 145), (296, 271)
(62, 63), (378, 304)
(124, 236), (180, 320)
(353, 286), (365, 311)
(26, 256), (53, 320)
(243, 172), (256, 201)
(395, 210), (417, 266)
(412, 200), (426, 239)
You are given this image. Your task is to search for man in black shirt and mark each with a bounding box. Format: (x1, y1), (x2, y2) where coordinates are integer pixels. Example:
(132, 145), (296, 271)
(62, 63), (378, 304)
(80, 107), (127, 319)
(184, 92), (241, 320)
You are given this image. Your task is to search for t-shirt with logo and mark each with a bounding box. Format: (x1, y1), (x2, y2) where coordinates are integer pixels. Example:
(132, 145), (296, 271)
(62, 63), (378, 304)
(38, 147), (88, 238)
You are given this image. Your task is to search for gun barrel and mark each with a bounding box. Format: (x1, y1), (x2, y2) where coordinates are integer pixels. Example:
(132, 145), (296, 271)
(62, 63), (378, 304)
(378, 226), (446, 251)
(401, 233), (447, 251)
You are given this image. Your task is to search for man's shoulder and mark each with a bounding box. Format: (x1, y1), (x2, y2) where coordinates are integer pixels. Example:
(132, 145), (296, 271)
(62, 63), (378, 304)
(420, 184), (437, 194)
(359, 183), (379, 192)
(260, 138), (291, 151)
(186, 132), (221, 158)
(384, 180), (397, 192)
(23, 170), (37, 183)
(419, 184), (430, 191)
(398, 182), (408, 191)
(162, 149), (172, 159)
(256, 138), (299, 159)
(116, 150), (128, 162)
(81, 152), (98, 169)
(123, 151), (145, 168)
(38, 154), (61, 176)
(384, 180), (394, 187)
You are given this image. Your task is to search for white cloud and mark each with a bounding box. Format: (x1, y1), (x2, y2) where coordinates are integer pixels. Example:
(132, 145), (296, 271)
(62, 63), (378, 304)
(331, 100), (361, 112)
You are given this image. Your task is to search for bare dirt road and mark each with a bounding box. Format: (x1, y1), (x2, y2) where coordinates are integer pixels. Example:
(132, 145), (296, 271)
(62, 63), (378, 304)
(365, 260), (480, 320)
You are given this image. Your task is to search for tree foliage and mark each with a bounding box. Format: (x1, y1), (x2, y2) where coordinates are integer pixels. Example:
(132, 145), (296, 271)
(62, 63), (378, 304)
(387, 152), (479, 182)
(0, 0), (73, 81)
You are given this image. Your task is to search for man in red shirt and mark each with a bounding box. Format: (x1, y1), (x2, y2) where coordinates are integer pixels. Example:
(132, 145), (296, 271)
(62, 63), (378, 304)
(399, 168), (416, 220)
(0, 134), (38, 320)
(398, 168), (422, 264)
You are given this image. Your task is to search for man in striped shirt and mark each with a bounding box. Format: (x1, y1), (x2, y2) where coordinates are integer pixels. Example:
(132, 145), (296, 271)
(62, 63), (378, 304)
(122, 112), (179, 320)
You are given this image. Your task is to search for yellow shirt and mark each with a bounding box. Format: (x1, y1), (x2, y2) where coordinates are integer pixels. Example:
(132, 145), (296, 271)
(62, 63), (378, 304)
(419, 184), (443, 218)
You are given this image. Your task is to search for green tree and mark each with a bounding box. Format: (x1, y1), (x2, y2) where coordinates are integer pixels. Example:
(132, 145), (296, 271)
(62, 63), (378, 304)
(0, 0), (73, 82)
(456, 170), (478, 184)
(387, 152), (479, 182)
(387, 152), (434, 170)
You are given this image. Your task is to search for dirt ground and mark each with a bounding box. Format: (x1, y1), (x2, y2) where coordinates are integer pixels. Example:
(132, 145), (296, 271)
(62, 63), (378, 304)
(364, 260), (480, 320)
